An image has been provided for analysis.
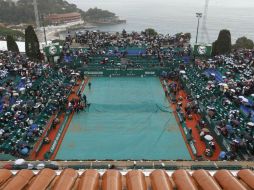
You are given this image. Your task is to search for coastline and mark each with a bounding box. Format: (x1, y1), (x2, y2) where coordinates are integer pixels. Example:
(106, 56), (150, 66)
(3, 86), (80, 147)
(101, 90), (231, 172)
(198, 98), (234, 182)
(36, 20), (127, 42)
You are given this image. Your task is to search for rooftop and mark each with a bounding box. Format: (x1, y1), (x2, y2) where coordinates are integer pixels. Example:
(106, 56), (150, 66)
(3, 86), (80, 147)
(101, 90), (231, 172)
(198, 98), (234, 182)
(46, 12), (81, 20)
(0, 168), (253, 190)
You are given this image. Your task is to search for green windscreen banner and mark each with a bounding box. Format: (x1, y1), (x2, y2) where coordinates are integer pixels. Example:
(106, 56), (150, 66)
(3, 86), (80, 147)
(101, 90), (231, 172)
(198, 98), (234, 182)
(44, 45), (61, 57)
(193, 44), (212, 57)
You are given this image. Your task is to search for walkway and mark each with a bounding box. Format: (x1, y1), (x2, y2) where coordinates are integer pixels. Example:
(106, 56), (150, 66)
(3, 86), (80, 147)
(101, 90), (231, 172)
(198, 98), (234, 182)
(163, 79), (221, 160)
(30, 78), (88, 160)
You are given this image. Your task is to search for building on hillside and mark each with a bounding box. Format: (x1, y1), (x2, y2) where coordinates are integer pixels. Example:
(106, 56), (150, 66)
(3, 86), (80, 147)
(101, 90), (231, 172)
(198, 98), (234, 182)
(45, 12), (82, 25)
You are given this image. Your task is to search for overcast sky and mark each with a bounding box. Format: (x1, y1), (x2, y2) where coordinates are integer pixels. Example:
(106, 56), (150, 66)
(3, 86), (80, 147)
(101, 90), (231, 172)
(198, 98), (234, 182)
(67, 0), (254, 9)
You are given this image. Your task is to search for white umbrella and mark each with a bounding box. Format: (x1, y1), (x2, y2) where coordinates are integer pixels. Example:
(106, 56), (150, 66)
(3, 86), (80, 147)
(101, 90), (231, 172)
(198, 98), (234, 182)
(239, 96), (248, 103)
(14, 159), (25, 165)
(19, 87), (25, 91)
(34, 104), (41, 109)
(36, 163), (45, 170)
(247, 122), (254, 127)
(242, 98), (249, 103)
(27, 163), (34, 170)
(204, 135), (213, 141)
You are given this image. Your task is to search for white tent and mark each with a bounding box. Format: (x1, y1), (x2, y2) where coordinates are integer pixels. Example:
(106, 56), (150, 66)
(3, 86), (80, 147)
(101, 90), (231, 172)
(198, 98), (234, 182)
(0, 41), (25, 52)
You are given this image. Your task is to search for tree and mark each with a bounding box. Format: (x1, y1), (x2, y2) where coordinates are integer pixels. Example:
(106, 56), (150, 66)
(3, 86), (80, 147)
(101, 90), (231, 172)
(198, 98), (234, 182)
(184, 33), (191, 40)
(212, 29), (232, 55)
(25, 25), (40, 60)
(144, 28), (158, 36)
(122, 29), (127, 38)
(233, 36), (254, 49)
(82, 7), (116, 22)
(6, 35), (19, 52)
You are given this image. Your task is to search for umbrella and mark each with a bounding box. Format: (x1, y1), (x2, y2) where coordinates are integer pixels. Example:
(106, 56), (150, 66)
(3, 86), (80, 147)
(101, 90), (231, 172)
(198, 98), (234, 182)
(204, 135), (213, 141)
(226, 125), (234, 133)
(219, 151), (226, 159)
(239, 96), (249, 103)
(20, 147), (29, 155)
(247, 122), (254, 127)
(202, 128), (210, 133)
(27, 163), (34, 170)
(14, 159), (25, 165)
(27, 132), (33, 137)
(36, 163), (45, 170)
(31, 124), (38, 130)
(19, 87), (25, 91)
(19, 115), (25, 119)
(34, 103), (41, 109)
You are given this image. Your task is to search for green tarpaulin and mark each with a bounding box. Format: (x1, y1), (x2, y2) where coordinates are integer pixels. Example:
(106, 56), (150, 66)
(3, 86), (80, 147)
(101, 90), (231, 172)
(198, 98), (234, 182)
(56, 77), (191, 160)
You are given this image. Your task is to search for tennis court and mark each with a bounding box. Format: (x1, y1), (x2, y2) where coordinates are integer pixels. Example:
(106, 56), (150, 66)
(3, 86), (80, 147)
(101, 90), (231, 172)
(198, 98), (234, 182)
(56, 77), (191, 160)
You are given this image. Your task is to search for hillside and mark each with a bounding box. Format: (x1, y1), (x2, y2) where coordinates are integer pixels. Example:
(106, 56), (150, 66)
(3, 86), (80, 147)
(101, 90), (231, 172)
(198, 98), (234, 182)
(0, 0), (120, 25)
(0, 26), (25, 40)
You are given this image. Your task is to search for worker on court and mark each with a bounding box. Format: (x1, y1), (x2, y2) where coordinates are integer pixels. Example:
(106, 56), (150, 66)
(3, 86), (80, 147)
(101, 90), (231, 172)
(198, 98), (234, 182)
(88, 82), (91, 90)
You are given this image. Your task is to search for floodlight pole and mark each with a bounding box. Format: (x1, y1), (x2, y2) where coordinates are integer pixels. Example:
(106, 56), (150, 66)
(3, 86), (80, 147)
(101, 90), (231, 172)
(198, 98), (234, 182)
(195, 13), (202, 44)
(41, 14), (47, 45)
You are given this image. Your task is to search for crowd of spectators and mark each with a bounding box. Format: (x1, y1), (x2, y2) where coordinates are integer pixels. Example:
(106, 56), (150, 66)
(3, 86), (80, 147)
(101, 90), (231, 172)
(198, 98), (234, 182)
(0, 50), (81, 157)
(61, 30), (191, 68)
(173, 49), (254, 160)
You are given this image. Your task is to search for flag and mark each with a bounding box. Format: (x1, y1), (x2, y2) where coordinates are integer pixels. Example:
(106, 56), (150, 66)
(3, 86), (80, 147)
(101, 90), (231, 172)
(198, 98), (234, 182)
(44, 45), (61, 57)
(194, 44), (212, 57)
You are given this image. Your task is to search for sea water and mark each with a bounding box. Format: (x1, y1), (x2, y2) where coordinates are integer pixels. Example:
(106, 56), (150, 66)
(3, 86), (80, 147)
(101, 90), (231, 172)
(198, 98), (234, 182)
(68, 0), (254, 43)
